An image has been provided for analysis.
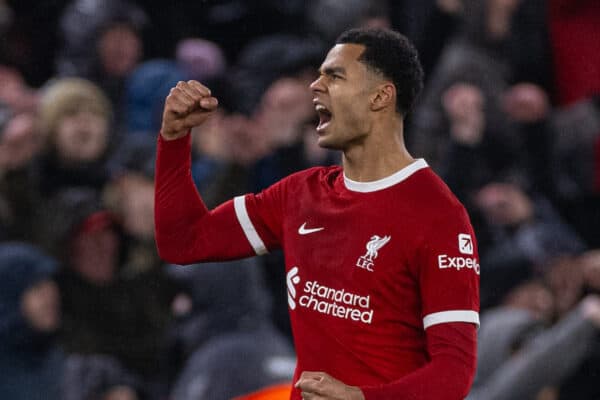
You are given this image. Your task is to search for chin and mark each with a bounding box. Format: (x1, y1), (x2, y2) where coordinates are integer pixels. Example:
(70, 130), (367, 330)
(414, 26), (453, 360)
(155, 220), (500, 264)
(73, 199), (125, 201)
(317, 135), (341, 150)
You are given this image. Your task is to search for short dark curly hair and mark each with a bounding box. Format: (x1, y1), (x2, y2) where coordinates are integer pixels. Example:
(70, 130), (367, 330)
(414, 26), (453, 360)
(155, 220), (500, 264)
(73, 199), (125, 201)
(336, 28), (424, 116)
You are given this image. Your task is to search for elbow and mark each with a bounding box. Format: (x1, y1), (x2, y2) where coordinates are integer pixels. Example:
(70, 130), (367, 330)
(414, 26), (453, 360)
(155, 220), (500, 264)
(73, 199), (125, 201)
(155, 234), (196, 266)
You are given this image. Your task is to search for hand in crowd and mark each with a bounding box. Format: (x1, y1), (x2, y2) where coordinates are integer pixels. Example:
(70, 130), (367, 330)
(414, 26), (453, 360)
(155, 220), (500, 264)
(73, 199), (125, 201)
(581, 294), (600, 328)
(442, 83), (485, 146)
(436, 0), (464, 15)
(486, 0), (522, 39)
(503, 83), (550, 123)
(295, 371), (365, 400)
(101, 385), (138, 400)
(546, 257), (585, 316)
(0, 66), (38, 113)
(581, 250), (600, 291)
(161, 80), (219, 141)
(0, 112), (42, 173)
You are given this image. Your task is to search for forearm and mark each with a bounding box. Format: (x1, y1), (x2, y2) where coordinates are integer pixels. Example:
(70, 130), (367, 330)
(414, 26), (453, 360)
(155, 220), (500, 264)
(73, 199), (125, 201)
(360, 323), (477, 400)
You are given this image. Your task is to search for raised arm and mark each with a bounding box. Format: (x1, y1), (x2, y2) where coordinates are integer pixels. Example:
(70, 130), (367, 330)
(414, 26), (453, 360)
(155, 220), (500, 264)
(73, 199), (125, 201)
(155, 81), (259, 264)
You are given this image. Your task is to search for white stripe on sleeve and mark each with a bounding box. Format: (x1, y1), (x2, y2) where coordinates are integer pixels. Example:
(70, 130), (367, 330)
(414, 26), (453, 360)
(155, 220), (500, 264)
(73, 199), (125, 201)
(423, 310), (480, 329)
(233, 195), (268, 256)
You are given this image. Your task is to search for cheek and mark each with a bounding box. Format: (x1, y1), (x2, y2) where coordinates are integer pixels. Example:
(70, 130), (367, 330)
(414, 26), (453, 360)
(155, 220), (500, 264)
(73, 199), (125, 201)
(55, 120), (78, 150)
(336, 96), (370, 130)
(87, 123), (109, 149)
(123, 185), (155, 237)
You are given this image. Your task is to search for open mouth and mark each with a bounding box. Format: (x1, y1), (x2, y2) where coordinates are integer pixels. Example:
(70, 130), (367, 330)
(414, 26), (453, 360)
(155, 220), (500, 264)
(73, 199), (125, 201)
(315, 104), (333, 132)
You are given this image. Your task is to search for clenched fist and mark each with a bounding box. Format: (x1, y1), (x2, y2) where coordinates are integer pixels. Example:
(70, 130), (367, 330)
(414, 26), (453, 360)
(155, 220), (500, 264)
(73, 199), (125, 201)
(160, 80), (219, 141)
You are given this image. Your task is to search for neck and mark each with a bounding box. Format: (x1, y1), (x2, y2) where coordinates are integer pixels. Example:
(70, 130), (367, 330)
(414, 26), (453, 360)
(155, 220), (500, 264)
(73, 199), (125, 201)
(342, 117), (414, 182)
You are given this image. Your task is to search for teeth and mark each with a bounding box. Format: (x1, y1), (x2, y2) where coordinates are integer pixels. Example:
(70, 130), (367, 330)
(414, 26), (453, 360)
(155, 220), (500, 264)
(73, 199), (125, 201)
(315, 104), (327, 112)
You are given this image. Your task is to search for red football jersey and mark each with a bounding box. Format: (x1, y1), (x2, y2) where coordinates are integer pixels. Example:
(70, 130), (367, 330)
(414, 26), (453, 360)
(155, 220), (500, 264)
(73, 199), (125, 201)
(155, 135), (480, 399)
(235, 161), (479, 398)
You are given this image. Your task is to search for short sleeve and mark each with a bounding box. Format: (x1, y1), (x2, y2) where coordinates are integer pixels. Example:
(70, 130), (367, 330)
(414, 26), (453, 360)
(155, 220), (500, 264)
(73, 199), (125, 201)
(416, 204), (480, 330)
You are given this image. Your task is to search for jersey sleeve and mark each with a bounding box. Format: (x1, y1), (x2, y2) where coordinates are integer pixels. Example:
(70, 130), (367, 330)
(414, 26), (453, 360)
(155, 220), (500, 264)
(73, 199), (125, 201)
(232, 180), (286, 256)
(414, 203), (480, 330)
(154, 133), (284, 265)
(360, 322), (477, 400)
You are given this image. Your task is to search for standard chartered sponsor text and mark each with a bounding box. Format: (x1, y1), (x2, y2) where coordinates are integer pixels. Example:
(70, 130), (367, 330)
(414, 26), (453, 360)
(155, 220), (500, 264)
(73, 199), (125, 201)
(299, 281), (373, 324)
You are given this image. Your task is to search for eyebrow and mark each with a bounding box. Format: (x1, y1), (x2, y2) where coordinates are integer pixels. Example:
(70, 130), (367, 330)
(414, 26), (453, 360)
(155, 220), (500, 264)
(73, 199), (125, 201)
(320, 66), (346, 76)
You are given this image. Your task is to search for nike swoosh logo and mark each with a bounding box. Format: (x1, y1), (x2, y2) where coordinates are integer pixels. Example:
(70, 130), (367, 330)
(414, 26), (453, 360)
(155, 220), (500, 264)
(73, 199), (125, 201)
(298, 222), (324, 235)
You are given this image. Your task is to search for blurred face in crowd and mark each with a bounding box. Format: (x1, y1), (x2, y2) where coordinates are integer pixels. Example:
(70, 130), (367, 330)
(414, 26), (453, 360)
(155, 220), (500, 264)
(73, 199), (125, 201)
(98, 24), (142, 78)
(116, 174), (155, 240)
(21, 279), (60, 332)
(54, 110), (109, 163)
(310, 43), (381, 150)
(71, 217), (120, 285)
(504, 280), (555, 322)
(223, 113), (270, 165)
(256, 75), (315, 147)
(192, 110), (269, 165)
(475, 182), (533, 227)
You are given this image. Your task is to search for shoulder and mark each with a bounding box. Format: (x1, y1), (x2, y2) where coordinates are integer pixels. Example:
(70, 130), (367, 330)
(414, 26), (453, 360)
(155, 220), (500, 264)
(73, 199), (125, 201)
(406, 168), (465, 208)
(405, 167), (470, 223)
(275, 165), (342, 191)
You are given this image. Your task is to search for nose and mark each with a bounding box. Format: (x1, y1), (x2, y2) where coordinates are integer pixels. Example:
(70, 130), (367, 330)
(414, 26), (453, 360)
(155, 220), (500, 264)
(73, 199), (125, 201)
(310, 75), (325, 93)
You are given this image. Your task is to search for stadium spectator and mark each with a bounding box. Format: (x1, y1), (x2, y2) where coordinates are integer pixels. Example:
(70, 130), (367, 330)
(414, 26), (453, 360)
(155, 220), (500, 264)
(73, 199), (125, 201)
(42, 188), (175, 394)
(409, 0), (551, 171)
(56, 0), (146, 79)
(0, 242), (63, 400)
(62, 354), (141, 400)
(0, 111), (44, 241)
(549, 97), (600, 247)
(35, 78), (114, 198)
(125, 60), (185, 136)
(473, 181), (585, 309)
(468, 292), (600, 400)
(175, 38), (226, 83)
(167, 259), (295, 400)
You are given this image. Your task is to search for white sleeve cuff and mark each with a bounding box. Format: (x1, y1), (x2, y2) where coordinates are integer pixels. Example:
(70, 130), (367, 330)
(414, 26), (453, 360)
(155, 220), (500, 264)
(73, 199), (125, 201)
(234, 195), (268, 256)
(423, 310), (480, 329)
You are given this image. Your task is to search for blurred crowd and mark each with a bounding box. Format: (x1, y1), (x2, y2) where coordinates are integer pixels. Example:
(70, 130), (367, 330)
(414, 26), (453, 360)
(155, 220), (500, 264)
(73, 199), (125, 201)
(0, 0), (599, 399)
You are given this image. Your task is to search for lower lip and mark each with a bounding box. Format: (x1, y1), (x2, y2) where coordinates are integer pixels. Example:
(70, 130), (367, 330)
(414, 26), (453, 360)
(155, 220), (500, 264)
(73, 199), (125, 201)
(316, 120), (331, 133)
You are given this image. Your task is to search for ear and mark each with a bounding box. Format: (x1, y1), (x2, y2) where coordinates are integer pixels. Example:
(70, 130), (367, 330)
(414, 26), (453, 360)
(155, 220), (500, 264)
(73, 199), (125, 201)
(370, 83), (395, 112)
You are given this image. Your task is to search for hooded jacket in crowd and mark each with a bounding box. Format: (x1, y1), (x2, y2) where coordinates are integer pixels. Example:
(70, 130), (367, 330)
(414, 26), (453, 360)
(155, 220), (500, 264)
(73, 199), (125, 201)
(0, 242), (64, 400)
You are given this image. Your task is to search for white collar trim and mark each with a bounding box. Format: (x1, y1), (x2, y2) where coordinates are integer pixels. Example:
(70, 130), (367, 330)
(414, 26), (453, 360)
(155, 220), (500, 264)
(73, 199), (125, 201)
(343, 159), (428, 193)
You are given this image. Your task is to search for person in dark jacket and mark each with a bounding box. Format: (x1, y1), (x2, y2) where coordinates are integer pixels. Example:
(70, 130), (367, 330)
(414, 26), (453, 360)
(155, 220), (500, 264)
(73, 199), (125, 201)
(167, 258), (295, 400)
(0, 242), (63, 400)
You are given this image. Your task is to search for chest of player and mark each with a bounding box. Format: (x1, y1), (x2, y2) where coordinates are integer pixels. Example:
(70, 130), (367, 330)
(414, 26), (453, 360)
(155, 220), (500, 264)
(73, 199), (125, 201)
(280, 193), (421, 324)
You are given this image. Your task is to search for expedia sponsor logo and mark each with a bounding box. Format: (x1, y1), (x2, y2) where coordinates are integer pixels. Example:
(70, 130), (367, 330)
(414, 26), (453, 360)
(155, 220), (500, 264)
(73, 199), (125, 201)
(458, 233), (473, 255)
(438, 254), (480, 275)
